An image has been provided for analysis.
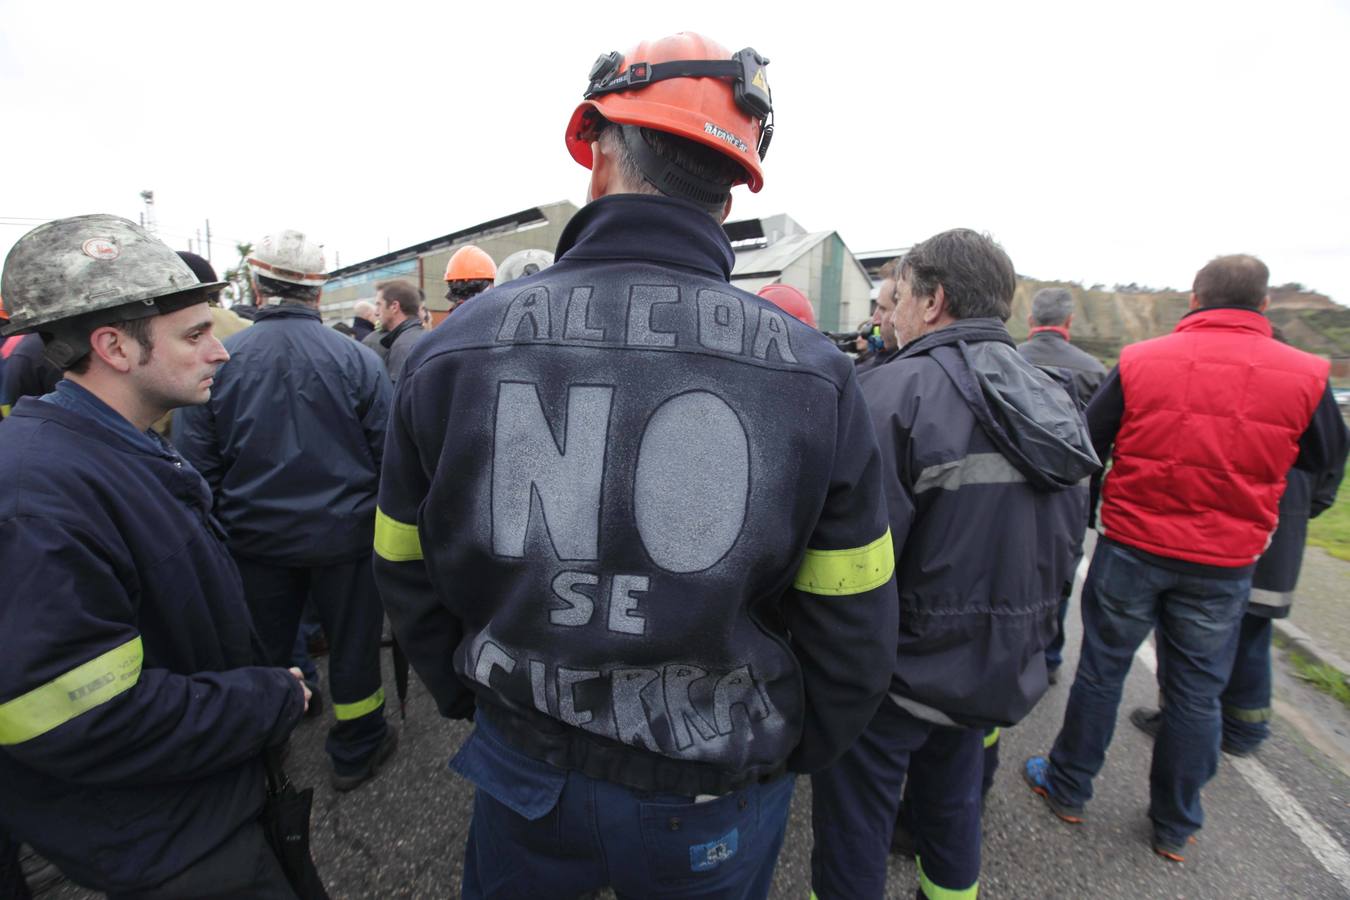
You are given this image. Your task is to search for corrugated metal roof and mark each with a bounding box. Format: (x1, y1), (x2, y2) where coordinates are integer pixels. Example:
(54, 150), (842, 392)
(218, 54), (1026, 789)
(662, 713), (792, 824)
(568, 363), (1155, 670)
(731, 231), (832, 278)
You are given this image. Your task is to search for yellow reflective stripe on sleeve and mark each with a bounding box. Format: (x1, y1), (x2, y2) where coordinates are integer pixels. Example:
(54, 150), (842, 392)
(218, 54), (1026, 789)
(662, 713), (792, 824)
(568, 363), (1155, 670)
(334, 687), (385, 721)
(792, 529), (895, 596)
(0, 404), (10, 417)
(0, 636), (143, 746)
(917, 857), (979, 900)
(983, 727), (1000, 748)
(374, 507), (422, 562)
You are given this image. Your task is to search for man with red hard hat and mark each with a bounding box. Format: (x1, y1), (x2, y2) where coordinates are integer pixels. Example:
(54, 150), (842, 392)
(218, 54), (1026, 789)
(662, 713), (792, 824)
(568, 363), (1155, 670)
(757, 282), (817, 328)
(375, 31), (897, 899)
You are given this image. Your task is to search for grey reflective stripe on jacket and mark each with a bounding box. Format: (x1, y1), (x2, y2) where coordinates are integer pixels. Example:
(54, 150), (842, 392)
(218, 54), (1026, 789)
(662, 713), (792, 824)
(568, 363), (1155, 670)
(914, 452), (1027, 494)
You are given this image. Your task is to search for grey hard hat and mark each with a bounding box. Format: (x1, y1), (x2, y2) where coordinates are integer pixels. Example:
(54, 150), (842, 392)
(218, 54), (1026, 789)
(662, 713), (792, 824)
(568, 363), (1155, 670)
(1, 215), (223, 364)
(494, 248), (554, 286)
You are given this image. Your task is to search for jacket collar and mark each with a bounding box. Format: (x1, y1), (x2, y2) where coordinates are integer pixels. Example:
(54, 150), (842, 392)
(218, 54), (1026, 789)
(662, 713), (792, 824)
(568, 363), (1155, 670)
(255, 303), (321, 323)
(896, 317), (1015, 360)
(1175, 306), (1271, 337)
(1028, 325), (1071, 342)
(381, 317), (422, 348)
(555, 194), (735, 279)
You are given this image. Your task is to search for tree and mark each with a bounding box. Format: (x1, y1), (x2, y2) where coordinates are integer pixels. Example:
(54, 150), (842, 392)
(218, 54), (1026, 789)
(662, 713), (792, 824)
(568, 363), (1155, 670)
(224, 241), (254, 309)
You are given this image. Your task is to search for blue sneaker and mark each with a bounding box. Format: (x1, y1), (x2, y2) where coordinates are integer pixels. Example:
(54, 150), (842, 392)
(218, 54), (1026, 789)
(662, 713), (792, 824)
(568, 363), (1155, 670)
(1023, 756), (1086, 824)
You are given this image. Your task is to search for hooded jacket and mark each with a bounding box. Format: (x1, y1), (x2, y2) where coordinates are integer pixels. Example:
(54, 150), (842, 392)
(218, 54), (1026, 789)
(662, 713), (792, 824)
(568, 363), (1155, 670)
(375, 194), (898, 797)
(175, 304), (392, 566)
(861, 318), (1099, 728)
(380, 316), (425, 386)
(0, 386), (302, 893)
(1016, 328), (1107, 410)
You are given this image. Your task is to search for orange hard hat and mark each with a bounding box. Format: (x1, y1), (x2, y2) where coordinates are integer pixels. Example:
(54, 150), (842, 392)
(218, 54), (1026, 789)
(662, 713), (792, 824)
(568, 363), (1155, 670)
(443, 245), (496, 282)
(566, 32), (772, 193)
(757, 283), (816, 328)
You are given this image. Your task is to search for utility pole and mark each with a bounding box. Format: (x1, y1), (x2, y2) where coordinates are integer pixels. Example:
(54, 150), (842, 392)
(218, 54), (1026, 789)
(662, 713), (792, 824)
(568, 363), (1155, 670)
(139, 190), (157, 235)
(205, 219), (212, 262)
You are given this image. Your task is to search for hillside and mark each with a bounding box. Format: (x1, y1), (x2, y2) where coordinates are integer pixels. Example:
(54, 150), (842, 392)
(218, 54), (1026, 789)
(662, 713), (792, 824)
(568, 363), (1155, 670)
(1006, 281), (1350, 362)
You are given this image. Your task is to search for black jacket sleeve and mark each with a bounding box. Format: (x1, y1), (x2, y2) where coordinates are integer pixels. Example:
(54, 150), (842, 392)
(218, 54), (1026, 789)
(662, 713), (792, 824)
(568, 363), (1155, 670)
(783, 369), (899, 774)
(1295, 385), (1350, 476)
(373, 373), (474, 720)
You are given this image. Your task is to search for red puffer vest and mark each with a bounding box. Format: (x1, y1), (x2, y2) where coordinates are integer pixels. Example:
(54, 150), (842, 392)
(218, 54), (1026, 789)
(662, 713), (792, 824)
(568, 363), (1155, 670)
(1102, 307), (1329, 567)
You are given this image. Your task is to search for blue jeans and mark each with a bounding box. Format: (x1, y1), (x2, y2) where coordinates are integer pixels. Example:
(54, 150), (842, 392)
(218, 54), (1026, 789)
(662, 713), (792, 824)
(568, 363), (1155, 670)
(454, 714), (794, 900)
(1047, 540), (1248, 844)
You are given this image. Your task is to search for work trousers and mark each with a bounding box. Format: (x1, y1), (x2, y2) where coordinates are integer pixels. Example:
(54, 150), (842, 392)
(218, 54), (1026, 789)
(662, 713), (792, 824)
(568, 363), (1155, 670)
(812, 701), (983, 900)
(235, 554), (388, 772)
(453, 713), (794, 900)
(106, 823), (297, 900)
(1047, 539), (1247, 845)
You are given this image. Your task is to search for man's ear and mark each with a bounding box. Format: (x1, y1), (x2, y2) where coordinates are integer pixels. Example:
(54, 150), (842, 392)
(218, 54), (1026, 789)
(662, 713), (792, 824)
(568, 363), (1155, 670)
(717, 193), (734, 224)
(588, 140), (613, 202)
(1188, 292), (1201, 310)
(88, 325), (135, 373)
(1259, 294), (1270, 312)
(925, 284), (948, 324)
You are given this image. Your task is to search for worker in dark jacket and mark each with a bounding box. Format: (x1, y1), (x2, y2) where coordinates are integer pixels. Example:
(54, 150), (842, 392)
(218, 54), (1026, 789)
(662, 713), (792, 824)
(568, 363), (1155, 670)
(0, 332), (61, 416)
(1017, 287), (1105, 683)
(372, 279), (424, 385)
(811, 228), (1099, 900)
(1026, 254), (1349, 863)
(0, 214), (307, 898)
(351, 300), (377, 342)
(375, 32), (897, 900)
(176, 228), (396, 792)
(1017, 287), (1107, 407)
(855, 259), (901, 373)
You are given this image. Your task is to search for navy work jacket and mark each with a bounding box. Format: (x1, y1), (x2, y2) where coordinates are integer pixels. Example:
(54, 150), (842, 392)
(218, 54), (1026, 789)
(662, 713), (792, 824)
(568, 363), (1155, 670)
(176, 303), (392, 566)
(0, 387), (302, 893)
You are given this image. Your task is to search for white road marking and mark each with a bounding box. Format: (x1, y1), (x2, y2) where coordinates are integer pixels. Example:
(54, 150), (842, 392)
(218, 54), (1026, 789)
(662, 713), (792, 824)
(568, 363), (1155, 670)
(1073, 554), (1350, 889)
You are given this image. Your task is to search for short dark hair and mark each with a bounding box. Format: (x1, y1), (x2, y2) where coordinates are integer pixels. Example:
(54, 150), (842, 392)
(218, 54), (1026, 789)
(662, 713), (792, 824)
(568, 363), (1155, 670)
(900, 228), (1016, 321)
(596, 118), (741, 215)
(255, 273), (320, 305)
(448, 279), (493, 302)
(376, 280), (422, 316)
(62, 316), (155, 374)
(1193, 255), (1268, 310)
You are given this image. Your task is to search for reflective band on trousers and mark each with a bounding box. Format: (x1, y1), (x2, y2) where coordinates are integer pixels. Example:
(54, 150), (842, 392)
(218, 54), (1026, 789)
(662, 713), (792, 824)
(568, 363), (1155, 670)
(792, 529), (894, 596)
(0, 636), (143, 745)
(917, 857), (979, 900)
(914, 453), (1025, 494)
(334, 687), (385, 721)
(374, 508), (423, 562)
(984, 727), (1000, 748)
(1224, 704), (1272, 723)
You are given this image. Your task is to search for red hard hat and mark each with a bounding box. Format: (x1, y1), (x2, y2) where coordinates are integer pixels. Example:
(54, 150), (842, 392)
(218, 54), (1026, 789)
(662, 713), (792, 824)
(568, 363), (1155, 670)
(565, 32), (771, 193)
(443, 245), (497, 282)
(757, 283), (816, 328)
(0, 294), (7, 323)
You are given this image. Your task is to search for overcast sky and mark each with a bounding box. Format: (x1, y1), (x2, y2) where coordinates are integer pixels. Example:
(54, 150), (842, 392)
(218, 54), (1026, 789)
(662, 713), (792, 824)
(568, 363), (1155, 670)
(3, 0), (1347, 303)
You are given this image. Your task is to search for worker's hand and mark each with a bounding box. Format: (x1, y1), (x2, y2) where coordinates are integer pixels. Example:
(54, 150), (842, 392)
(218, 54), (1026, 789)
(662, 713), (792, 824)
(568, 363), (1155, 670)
(288, 666), (312, 714)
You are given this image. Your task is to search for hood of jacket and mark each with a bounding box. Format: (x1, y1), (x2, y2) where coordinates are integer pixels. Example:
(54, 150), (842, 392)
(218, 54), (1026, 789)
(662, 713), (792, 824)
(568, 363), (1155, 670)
(899, 318), (1100, 490)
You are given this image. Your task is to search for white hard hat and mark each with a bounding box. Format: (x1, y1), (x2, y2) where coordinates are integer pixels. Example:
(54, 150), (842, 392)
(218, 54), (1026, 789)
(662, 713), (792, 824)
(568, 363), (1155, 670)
(247, 229), (326, 286)
(494, 248), (554, 286)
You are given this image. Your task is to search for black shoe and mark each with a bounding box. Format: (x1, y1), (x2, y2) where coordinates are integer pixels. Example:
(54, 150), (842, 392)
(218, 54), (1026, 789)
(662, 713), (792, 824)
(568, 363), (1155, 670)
(1047, 666), (1061, 685)
(331, 729), (399, 792)
(1130, 707), (1162, 739)
(1222, 740), (1256, 757)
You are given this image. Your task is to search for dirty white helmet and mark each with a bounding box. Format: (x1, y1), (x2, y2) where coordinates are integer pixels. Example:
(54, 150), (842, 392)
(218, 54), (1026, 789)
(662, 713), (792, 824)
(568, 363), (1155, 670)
(1, 215), (222, 365)
(247, 228), (327, 286)
(494, 248), (554, 286)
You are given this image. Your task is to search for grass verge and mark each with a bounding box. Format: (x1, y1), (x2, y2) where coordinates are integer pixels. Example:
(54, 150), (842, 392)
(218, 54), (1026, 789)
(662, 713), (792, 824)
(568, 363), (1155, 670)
(1275, 634), (1350, 710)
(1308, 471), (1350, 562)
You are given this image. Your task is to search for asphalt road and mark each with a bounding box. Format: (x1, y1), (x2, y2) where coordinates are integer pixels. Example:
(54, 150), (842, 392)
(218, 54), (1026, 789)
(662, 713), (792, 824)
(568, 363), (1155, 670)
(40, 532), (1350, 899)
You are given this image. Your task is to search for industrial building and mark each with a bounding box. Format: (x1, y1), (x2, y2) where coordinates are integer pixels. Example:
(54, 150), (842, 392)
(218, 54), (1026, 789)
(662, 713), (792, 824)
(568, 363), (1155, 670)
(320, 202), (873, 332)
